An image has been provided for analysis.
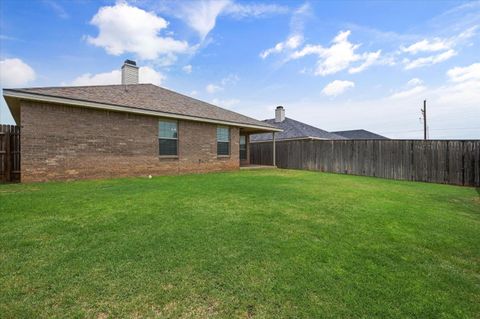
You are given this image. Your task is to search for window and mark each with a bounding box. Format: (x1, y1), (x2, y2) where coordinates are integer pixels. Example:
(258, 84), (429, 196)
(159, 120), (178, 156)
(217, 126), (230, 156)
(240, 135), (247, 160)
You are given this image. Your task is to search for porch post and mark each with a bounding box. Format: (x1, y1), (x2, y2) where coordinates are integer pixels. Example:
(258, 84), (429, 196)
(272, 132), (276, 167)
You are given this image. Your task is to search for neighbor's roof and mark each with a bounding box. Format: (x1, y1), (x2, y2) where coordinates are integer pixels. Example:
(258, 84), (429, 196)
(331, 129), (389, 140)
(3, 84), (279, 131)
(250, 117), (347, 142)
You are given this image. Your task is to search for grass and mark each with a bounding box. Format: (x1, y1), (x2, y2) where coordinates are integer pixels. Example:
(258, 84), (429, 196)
(0, 169), (479, 318)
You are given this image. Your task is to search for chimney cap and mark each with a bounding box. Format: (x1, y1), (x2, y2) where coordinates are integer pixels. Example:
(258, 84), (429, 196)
(123, 59), (137, 67)
(276, 105), (284, 109)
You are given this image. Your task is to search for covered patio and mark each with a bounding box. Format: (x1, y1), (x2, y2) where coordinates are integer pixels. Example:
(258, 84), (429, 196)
(239, 127), (280, 167)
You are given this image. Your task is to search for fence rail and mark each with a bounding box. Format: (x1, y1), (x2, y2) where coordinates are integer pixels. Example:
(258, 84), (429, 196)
(0, 125), (21, 183)
(250, 139), (480, 187)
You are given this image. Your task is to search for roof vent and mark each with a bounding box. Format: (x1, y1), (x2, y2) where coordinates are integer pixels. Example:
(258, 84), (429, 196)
(275, 106), (285, 123)
(121, 59), (139, 85)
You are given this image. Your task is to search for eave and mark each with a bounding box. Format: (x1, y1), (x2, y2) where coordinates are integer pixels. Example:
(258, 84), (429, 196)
(3, 89), (282, 133)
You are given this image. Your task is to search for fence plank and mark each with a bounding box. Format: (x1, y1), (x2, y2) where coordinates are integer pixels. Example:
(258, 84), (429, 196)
(250, 139), (480, 187)
(0, 124), (21, 183)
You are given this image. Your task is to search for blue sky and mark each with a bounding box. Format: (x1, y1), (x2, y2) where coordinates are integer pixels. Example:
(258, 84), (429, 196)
(1, 0), (479, 139)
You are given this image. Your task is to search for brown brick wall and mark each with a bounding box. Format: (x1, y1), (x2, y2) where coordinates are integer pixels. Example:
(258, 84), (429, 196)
(20, 101), (240, 182)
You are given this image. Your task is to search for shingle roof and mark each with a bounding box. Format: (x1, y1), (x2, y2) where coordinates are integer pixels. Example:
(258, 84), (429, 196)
(4, 84), (276, 130)
(331, 129), (389, 140)
(250, 117), (347, 141)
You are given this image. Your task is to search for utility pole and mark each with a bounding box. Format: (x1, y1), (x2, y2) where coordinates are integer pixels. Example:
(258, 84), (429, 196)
(421, 100), (427, 140)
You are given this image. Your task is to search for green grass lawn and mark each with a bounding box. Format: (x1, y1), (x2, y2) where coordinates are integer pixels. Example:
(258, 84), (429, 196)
(1, 169), (479, 318)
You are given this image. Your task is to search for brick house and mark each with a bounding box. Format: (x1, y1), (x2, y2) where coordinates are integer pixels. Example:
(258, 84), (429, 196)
(3, 60), (280, 182)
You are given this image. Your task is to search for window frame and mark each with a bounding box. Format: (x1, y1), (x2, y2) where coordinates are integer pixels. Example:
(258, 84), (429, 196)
(158, 119), (179, 157)
(216, 126), (230, 157)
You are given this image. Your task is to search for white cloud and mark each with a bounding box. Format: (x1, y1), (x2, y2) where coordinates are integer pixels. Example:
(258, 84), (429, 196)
(400, 27), (476, 70)
(447, 62), (480, 82)
(401, 38), (451, 54)
(289, 3), (311, 34)
(403, 49), (457, 69)
(259, 3), (310, 59)
(220, 74), (239, 86)
(190, 90), (198, 96)
(159, 0), (288, 40)
(70, 70), (120, 86)
(224, 2), (288, 18)
(205, 74), (238, 93)
(321, 80), (355, 97)
(290, 30), (380, 76)
(389, 78), (427, 99)
(43, 0), (69, 19)
(183, 64), (193, 74)
(206, 83), (223, 93)
(211, 98), (240, 108)
(0, 58), (36, 87)
(86, 2), (190, 61)
(348, 50), (381, 74)
(69, 66), (165, 86)
(440, 63), (480, 106)
(402, 26), (477, 55)
(407, 78), (423, 86)
(389, 85), (427, 99)
(260, 35), (303, 59)
(139, 67), (166, 85)
(435, 76), (480, 106)
(176, 0), (230, 40)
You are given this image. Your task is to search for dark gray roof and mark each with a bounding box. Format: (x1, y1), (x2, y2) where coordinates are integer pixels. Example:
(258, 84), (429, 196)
(332, 129), (389, 140)
(250, 117), (347, 141)
(4, 84), (276, 130)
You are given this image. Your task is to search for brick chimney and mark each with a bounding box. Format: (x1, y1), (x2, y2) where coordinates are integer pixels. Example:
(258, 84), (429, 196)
(275, 106), (285, 123)
(121, 59), (139, 85)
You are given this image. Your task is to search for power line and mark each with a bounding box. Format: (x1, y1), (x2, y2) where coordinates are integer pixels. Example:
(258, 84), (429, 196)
(378, 127), (480, 134)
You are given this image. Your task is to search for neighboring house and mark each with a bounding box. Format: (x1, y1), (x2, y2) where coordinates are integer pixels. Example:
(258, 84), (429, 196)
(250, 106), (346, 143)
(331, 129), (389, 140)
(3, 60), (280, 182)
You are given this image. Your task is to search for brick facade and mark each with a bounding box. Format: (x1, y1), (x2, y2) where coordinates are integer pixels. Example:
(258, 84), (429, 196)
(20, 101), (242, 182)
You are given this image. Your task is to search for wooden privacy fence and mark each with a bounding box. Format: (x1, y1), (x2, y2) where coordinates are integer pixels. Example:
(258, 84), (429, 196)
(0, 125), (21, 183)
(250, 139), (480, 187)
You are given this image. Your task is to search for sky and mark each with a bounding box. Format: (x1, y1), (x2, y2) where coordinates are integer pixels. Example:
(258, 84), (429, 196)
(0, 0), (479, 139)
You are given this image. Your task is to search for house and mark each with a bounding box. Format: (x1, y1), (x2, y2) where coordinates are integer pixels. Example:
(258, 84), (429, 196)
(331, 129), (389, 140)
(250, 106), (347, 143)
(2, 60), (280, 182)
